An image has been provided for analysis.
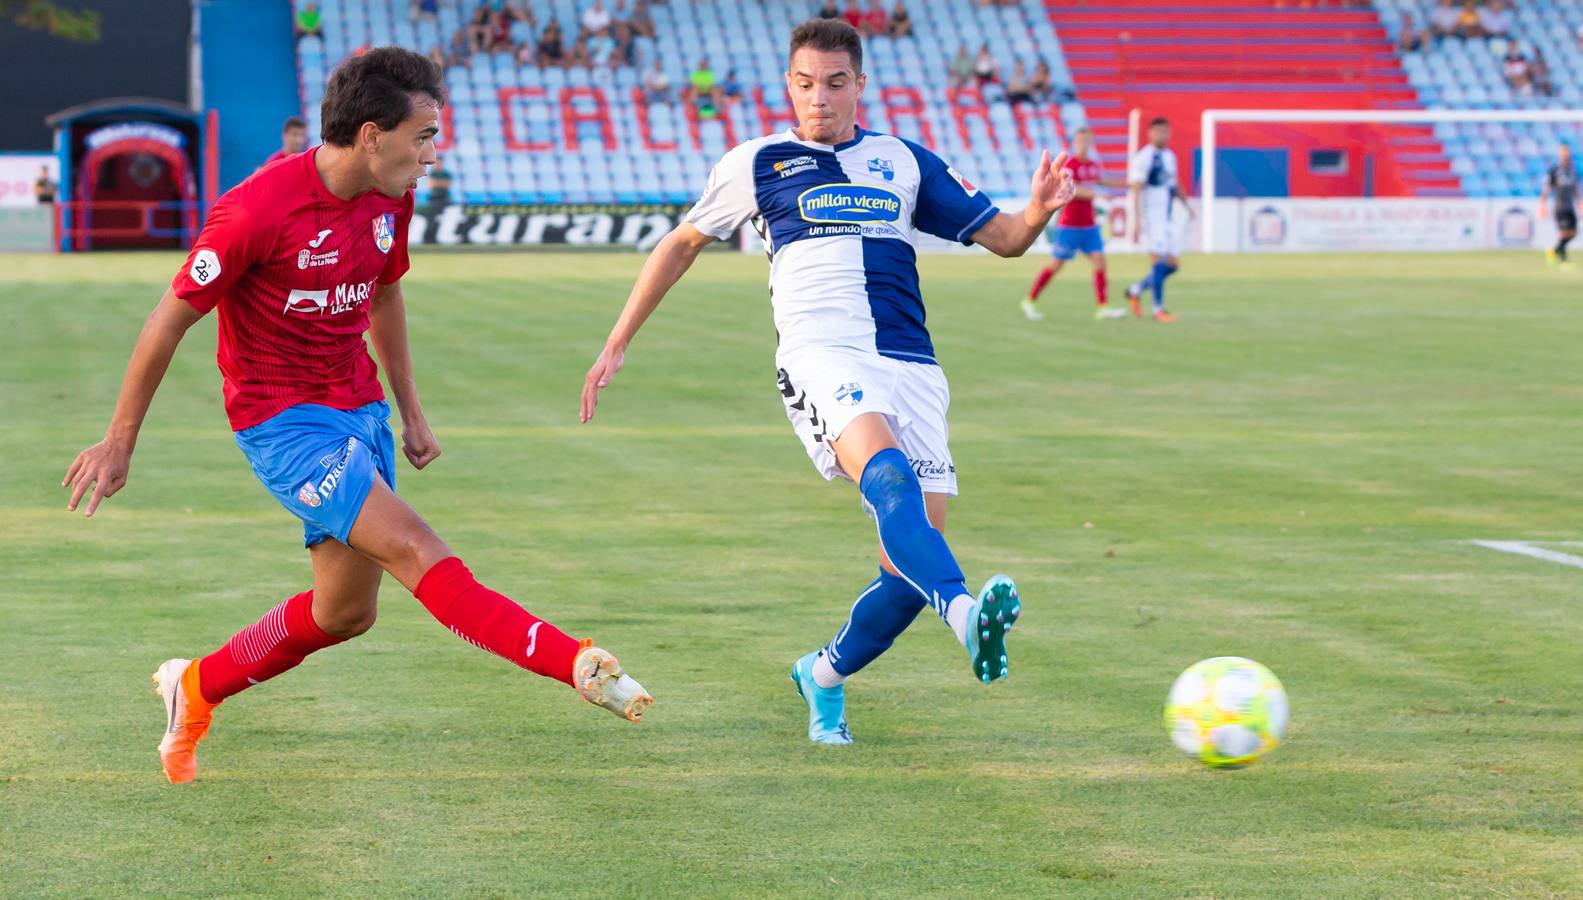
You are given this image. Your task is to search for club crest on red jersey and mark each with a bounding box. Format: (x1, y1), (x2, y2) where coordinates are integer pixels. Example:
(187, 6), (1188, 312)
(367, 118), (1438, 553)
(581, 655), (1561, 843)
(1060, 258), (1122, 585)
(371, 213), (395, 254)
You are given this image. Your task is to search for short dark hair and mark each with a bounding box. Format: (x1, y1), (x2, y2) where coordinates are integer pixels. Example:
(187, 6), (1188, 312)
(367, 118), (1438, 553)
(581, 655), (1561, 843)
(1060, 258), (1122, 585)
(788, 18), (862, 73)
(283, 116), (306, 132)
(1149, 116), (1170, 128)
(320, 46), (446, 147)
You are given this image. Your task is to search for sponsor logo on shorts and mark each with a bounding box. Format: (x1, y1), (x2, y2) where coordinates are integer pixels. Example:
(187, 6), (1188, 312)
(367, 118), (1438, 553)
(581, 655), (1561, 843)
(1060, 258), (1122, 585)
(372, 213), (395, 254)
(297, 481), (323, 507)
(909, 457), (954, 479)
(798, 183), (903, 224)
(315, 437), (359, 501)
(189, 249), (221, 286)
(774, 155), (819, 178)
(834, 382), (864, 406)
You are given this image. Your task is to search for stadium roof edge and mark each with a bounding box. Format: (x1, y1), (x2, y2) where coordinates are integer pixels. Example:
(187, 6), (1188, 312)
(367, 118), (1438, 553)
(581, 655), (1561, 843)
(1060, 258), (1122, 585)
(46, 97), (198, 128)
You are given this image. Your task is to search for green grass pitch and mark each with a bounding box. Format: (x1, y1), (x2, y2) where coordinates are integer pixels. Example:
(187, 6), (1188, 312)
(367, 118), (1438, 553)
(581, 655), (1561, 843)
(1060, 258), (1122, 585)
(2, 249), (1580, 897)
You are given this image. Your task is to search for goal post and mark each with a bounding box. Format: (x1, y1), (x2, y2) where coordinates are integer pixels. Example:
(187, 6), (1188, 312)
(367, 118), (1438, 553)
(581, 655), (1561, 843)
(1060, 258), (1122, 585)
(1199, 108), (1583, 253)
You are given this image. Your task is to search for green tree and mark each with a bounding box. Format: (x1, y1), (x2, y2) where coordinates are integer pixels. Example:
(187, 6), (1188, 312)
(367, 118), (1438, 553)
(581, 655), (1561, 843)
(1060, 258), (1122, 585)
(2, 0), (102, 42)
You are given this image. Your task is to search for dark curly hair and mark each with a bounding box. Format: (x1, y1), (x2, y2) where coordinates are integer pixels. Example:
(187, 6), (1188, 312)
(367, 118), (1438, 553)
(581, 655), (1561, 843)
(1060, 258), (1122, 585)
(320, 46), (446, 147)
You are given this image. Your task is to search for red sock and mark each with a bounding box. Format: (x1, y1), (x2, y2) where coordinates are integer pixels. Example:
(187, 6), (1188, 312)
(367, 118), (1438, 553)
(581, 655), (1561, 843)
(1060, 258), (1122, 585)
(1028, 266), (1054, 301)
(1093, 269), (1108, 306)
(196, 591), (345, 704)
(414, 557), (582, 685)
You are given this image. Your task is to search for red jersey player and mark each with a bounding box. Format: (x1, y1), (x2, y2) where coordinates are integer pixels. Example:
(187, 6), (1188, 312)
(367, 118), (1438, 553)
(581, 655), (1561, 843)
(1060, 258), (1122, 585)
(1022, 127), (1130, 321)
(259, 115), (308, 171)
(62, 48), (650, 785)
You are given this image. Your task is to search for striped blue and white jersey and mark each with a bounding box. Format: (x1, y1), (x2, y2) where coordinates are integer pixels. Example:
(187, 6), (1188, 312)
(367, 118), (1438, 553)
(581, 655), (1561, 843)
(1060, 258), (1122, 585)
(683, 127), (998, 365)
(1128, 144), (1178, 225)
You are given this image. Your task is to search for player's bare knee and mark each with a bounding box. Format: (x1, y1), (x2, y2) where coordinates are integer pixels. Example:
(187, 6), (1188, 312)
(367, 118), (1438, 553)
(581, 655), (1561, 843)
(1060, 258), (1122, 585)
(318, 599), (378, 638)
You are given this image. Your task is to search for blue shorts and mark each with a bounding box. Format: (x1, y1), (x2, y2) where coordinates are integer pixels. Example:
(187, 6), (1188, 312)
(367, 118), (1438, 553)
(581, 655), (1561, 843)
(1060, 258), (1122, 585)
(1051, 225), (1104, 260)
(234, 401), (397, 548)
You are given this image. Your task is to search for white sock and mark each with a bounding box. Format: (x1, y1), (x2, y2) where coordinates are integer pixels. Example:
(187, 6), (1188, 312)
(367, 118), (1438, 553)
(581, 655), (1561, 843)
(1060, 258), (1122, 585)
(811, 651), (846, 688)
(944, 593), (975, 646)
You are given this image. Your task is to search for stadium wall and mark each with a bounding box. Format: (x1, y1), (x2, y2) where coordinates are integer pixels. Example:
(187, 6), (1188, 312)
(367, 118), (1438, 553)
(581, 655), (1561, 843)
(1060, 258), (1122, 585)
(195, 0), (299, 191)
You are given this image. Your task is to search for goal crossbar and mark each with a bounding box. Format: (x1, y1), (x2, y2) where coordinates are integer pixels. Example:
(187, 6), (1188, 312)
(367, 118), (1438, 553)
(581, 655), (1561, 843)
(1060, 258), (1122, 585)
(1200, 108), (1583, 253)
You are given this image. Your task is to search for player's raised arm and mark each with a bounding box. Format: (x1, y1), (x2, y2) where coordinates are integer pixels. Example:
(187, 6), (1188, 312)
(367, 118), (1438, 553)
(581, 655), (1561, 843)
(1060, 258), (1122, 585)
(579, 222), (716, 423)
(967, 150), (1076, 258)
(62, 288), (205, 517)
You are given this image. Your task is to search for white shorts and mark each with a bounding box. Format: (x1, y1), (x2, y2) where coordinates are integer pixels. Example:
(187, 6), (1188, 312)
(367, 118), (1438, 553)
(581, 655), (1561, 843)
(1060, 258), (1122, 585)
(1143, 220), (1181, 258)
(775, 346), (957, 496)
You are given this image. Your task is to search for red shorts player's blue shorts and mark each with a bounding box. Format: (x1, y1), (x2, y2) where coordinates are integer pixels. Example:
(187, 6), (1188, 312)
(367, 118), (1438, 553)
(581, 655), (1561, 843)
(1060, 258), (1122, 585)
(1051, 225), (1104, 260)
(234, 401), (397, 548)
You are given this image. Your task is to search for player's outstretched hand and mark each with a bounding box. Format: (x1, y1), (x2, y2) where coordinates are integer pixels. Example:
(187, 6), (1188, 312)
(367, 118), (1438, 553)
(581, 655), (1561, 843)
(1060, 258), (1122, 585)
(402, 418), (442, 470)
(62, 438), (132, 518)
(1030, 149), (1077, 216)
(580, 343), (625, 424)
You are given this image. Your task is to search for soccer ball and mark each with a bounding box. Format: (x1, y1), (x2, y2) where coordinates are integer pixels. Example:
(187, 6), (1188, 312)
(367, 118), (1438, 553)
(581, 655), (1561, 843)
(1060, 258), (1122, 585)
(1164, 657), (1287, 768)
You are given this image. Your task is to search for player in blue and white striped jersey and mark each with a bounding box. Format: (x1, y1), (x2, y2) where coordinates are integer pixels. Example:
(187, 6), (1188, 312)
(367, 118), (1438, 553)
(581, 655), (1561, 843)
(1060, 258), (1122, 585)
(579, 18), (1074, 745)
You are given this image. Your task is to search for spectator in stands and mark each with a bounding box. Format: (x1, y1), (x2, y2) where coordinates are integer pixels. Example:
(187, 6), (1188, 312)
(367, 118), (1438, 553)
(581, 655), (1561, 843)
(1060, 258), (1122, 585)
(888, 1), (911, 38)
(1429, 0), (1459, 41)
(611, 19), (636, 67)
(582, 0), (612, 39)
(642, 57), (672, 102)
(1031, 58), (1054, 103)
(1397, 13), (1426, 53)
(817, 1), (840, 20)
(1479, 0), (1511, 41)
(842, 0), (864, 31)
(567, 35), (594, 69)
(949, 44), (973, 88)
(1529, 48), (1553, 97)
(973, 43), (998, 87)
(588, 27), (617, 69)
(537, 18), (566, 67)
(1004, 60), (1034, 106)
(487, 8), (517, 53)
(409, 0), (438, 22)
(690, 57), (725, 119)
(424, 157), (452, 215)
(1503, 44), (1530, 94)
(467, 3), (492, 54)
(721, 68), (743, 103)
(1453, 1), (1483, 40)
(627, 0), (655, 39)
(447, 24), (471, 66)
(294, 2), (321, 40)
(34, 166), (55, 205)
(860, 0), (888, 37)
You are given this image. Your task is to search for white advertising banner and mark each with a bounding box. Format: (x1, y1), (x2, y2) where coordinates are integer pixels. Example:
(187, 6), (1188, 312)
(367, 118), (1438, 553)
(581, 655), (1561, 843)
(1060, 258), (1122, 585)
(0, 154), (58, 208)
(1235, 197), (1557, 253)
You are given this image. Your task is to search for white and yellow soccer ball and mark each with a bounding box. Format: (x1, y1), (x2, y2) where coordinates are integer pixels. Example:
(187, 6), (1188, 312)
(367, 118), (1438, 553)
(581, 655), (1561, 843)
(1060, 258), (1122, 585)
(1164, 657), (1287, 768)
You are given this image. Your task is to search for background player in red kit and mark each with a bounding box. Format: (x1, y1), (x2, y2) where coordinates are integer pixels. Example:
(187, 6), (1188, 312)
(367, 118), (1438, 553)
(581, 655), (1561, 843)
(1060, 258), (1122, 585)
(61, 48), (651, 785)
(1021, 127), (1130, 321)
(259, 115), (308, 170)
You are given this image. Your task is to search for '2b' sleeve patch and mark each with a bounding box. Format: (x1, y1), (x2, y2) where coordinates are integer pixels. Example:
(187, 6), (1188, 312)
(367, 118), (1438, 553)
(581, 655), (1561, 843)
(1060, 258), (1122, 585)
(189, 249), (222, 286)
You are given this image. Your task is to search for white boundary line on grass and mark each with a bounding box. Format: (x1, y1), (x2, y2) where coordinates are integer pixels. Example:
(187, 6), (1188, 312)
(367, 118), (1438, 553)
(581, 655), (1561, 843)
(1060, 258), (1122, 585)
(1469, 540), (1583, 571)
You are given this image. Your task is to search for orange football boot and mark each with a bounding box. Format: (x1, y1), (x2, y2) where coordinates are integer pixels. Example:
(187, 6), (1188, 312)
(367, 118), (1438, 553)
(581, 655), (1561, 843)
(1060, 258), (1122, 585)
(151, 658), (219, 784)
(1153, 310), (1178, 323)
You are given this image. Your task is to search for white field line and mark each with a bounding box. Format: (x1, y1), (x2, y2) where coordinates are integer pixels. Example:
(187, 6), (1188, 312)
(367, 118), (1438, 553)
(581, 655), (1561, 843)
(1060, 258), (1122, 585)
(1469, 540), (1583, 571)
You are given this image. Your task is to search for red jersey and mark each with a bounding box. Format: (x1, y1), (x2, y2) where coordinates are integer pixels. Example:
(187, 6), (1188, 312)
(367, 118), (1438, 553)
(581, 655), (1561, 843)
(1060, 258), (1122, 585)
(1057, 154), (1104, 228)
(172, 147), (413, 430)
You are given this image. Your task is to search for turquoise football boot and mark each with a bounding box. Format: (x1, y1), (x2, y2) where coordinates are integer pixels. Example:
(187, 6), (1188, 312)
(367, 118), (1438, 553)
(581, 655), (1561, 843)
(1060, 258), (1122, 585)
(790, 651), (853, 745)
(966, 575), (1021, 684)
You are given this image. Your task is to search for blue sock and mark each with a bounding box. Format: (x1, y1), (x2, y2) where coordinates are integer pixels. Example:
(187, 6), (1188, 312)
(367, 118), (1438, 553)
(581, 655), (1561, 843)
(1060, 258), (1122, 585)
(859, 448), (971, 620)
(824, 569), (927, 677)
(1150, 261), (1177, 310)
